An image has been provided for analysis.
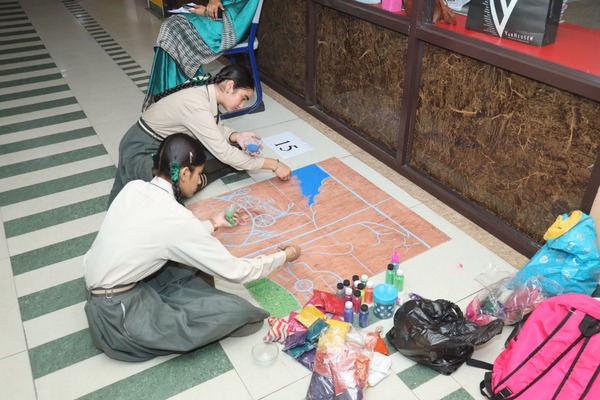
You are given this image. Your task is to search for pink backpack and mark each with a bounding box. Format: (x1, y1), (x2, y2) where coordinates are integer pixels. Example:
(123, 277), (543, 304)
(477, 293), (600, 399)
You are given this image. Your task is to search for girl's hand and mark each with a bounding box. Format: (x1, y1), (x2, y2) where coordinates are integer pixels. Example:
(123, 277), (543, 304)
(230, 131), (263, 154)
(211, 211), (238, 229)
(278, 244), (301, 262)
(273, 160), (292, 181)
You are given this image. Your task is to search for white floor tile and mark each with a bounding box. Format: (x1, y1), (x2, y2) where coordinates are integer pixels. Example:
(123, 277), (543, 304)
(15, 256), (85, 297)
(412, 373), (462, 399)
(75, 85), (145, 127)
(8, 213), (105, 256)
(24, 303), (88, 348)
(0, 351), (36, 400)
(0, 257), (27, 358)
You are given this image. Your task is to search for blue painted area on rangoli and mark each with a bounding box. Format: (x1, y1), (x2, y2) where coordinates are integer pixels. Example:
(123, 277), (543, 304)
(292, 163), (330, 206)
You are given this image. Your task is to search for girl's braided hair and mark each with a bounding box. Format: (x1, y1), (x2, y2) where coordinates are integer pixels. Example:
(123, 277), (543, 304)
(153, 133), (207, 204)
(153, 64), (255, 104)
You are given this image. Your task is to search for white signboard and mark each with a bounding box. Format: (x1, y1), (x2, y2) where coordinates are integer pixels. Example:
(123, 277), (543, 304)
(262, 131), (313, 160)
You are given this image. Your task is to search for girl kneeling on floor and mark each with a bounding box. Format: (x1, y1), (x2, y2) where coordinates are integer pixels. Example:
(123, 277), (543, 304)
(84, 133), (301, 362)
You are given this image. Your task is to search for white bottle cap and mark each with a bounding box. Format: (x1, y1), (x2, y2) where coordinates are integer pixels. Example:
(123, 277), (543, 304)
(361, 274), (368, 281)
(345, 301), (353, 308)
(396, 268), (404, 276)
(345, 287), (353, 295)
(366, 281), (373, 288)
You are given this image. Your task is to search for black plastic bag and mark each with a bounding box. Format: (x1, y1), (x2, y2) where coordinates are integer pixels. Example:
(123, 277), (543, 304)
(386, 298), (504, 375)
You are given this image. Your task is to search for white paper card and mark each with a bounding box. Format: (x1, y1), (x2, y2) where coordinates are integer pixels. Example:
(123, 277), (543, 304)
(262, 131), (313, 159)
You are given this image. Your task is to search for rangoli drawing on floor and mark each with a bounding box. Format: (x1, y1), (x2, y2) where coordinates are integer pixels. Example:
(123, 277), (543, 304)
(187, 158), (450, 317)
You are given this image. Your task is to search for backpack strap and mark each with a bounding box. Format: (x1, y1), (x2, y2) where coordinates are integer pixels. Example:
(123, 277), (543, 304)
(466, 357), (494, 370)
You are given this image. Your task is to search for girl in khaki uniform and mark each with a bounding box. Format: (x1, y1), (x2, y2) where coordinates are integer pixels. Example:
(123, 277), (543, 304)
(109, 64), (291, 205)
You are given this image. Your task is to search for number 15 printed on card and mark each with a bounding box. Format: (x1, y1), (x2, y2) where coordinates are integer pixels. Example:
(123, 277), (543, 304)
(262, 131), (314, 160)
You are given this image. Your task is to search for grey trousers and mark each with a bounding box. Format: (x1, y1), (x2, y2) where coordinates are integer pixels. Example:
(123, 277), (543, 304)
(84, 263), (269, 362)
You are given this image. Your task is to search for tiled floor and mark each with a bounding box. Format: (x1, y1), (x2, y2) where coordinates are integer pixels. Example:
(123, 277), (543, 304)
(0, 0), (531, 399)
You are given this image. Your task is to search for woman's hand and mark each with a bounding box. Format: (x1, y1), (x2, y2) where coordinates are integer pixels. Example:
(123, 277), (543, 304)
(279, 244), (301, 262)
(206, 0), (224, 19)
(229, 131), (263, 154)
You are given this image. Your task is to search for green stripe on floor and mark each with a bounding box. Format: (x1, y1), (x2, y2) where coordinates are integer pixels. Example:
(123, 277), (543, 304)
(0, 72), (63, 89)
(0, 84), (69, 102)
(0, 52), (50, 65)
(11, 232), (97, 275)
(0, 110), (86, 135)
(29, 328), (102, 379)
(18, 277), (86, 321)
(0, 97), (77, 118)
(0, 126), (96, 155)
(0, 144), (108, 178)
(80, 343), (234, 400)
(0, 62), (56, 77)
(0, 165), (115, 206)
(4, 195), (109, 237)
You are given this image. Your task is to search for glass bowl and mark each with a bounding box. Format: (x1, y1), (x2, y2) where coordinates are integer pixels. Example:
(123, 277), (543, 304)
(251, 341), (279, 365)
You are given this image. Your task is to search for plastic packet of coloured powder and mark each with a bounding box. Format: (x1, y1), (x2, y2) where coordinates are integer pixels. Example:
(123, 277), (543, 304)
(311, 289), (345, 316)
(306, 318), (329, 343)
(295, 305), (326, 328)
(282, 329), (309, 351)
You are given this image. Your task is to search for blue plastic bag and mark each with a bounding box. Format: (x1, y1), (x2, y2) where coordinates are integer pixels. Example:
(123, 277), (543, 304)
(514, 212), (600, 296)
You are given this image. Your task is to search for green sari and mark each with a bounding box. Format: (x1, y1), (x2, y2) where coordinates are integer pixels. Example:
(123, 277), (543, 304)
(144, 0), (259, 110)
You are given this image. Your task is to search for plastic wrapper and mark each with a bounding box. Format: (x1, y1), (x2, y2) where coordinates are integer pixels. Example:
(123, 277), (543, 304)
(307, 340), (370, 400)
(287, 311), (308, 332)
(466, 272), (548, 326)
(297, 348), (317, 371)
(286, 341), (317, 358)
(364, 326), (389, 356)
(307, 318), (330, 343)
(283, 330), (309, 351)
(311, 289), (345, 316)
(514, 211), (600, 296)
(295, 305), (327, 328)
(264, 316), (290, 343)
(386, 297), (504, 375)
(367, 352), (391, 387)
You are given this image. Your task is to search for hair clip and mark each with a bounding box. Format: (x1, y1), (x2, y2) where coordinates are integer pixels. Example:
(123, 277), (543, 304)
(189, 151), (193, 164)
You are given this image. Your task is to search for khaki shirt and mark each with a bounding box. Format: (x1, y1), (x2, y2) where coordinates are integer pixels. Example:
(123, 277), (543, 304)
(142, 84), (264, 171)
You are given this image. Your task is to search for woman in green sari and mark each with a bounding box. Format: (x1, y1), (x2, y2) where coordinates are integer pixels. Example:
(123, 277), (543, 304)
(143, 0), (259, 110)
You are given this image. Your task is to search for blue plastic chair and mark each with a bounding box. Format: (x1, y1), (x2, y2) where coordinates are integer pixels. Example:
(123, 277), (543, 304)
(220, 0), (264, 119)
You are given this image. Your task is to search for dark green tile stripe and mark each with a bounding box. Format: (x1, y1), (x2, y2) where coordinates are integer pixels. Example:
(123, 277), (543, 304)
(18, 277), (87, 321)
(0, 43), (44, 54)
(0, 110), (86, 135)
(5, 195), (109, 237)
(441, 388), (476, 400)
(0, 144), (108, 179)
(0, 16), (27, 22)
(0, 97), (76, 118)
(80, 343), (233, 400)
(0, 62), (56, 77)
(0, 165), (115, 207)
(60, 0), (150, 92)
(398, 363), (440, 390)
(0, 84), (68, 102)
(0, 22), (30, 29)
(11, 232), (97, 275)
(0, 52), (50, 65)
(0, 126), (95, 155)
(0, 36), (39, 45)
(0, 28), (34, 37)
(0, 72), (63, 89)
(29, 329), (102, 379)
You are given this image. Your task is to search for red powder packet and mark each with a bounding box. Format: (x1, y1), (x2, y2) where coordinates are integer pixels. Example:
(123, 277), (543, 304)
(311, 289), (345, 316)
